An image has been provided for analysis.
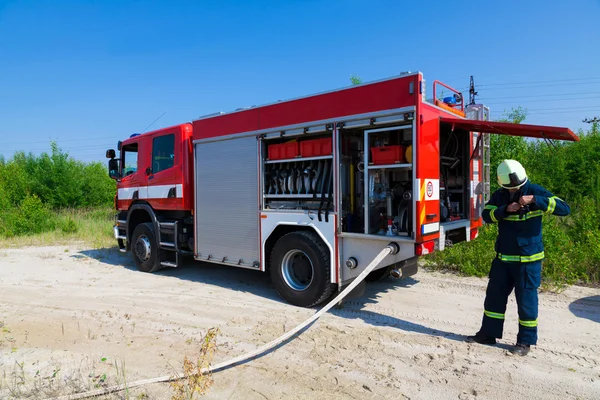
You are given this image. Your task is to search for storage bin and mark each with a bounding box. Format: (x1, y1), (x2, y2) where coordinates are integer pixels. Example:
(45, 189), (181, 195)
(370, 145), (405, 165)
(299, 137), (332, 157)
(268, 141), (299, 160)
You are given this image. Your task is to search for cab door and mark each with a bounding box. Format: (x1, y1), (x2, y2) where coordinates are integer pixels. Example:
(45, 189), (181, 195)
(117, 139), (147, 208)
(146, 130), (181, 210)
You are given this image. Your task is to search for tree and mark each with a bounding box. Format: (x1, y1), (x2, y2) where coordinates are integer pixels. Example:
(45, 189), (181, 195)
(497, 106), (528, 124)
(488, 106), (529, 192)
(350, 75), (362, 85)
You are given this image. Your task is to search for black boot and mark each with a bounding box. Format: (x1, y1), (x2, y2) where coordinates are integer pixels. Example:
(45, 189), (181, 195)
(466, 333), (497, 345)
(511, 343), (530, 356)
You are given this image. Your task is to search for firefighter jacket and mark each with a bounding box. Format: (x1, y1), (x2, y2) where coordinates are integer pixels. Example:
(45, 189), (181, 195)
(482, 181), (570, 263)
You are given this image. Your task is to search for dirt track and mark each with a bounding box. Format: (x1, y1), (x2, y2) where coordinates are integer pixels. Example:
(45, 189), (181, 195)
(1, 245), (599, 399)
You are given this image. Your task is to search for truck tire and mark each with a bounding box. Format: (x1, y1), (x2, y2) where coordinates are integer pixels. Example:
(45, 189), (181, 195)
(131, 222), (161, 273)
(270, 231), (336, 307)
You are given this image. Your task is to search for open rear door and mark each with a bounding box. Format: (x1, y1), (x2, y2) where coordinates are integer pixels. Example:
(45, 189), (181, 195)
(440, 117), (579, 142)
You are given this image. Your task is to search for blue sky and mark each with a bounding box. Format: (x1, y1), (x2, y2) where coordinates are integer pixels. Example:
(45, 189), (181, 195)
(0, 0), (598, 163)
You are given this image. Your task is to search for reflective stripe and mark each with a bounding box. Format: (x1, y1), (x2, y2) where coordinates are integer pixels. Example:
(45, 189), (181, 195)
(497, 251), (545, 263)
(519, 319), (538, 328)
(521, 252), (545, 262)
(484, 310), (505, 320)
(504, 210), (543, 221)
(485, 205), (498, 210)
(498, 254), (521, 262)
(489, 209), (498, 223)
(547, 196), (559, 214)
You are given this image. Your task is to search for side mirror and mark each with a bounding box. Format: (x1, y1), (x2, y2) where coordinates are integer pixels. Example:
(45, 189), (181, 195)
(108, 158), (120, 180)
(106, 149), (116, 159)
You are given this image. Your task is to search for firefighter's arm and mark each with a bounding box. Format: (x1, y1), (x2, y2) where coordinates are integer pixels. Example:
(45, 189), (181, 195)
(531, 187), (571, 216)
(482, 193), (507, 224)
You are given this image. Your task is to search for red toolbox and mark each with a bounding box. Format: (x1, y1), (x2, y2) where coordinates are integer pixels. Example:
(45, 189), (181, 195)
(300, 137), (332, 157)
(370, 145), (405, 165)
(268, 141), (299, 160)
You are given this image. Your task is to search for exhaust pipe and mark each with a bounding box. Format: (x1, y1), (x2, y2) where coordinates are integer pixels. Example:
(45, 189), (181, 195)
(389, 258), (419, 280)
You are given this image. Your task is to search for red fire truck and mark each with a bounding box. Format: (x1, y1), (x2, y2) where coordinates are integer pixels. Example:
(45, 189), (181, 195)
(106, 72), (578, 307)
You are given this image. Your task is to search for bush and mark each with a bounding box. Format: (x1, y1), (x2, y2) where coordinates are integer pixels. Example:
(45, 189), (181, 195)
(426, 224), (497, 277)
(11, 194), (57, 236)
(428, 119), (600, 286)
(0, 142), (115, 239)
(0, 142), (114, 210)
(60, 217), (79, 234)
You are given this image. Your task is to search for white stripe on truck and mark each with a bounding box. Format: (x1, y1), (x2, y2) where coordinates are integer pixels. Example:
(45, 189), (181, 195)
(118, 184), (183, 200)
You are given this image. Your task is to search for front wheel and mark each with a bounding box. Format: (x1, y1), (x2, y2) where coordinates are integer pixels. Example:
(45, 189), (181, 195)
(270, 231), (336, 307)
(131, 222), (161, 273)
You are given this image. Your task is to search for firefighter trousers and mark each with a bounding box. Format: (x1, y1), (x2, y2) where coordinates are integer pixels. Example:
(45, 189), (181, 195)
(477, 258), (542, 345)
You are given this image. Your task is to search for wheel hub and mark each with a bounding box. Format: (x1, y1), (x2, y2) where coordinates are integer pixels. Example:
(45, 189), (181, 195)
(135, 235), (152, 262)
(281, 250), (314, 291)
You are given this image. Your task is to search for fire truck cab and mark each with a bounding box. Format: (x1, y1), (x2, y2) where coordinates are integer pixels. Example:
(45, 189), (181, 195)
(107, 72), (578, 307)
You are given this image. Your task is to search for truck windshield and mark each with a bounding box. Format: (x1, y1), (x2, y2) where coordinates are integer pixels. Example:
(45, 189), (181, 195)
(122, 144), (138, 177)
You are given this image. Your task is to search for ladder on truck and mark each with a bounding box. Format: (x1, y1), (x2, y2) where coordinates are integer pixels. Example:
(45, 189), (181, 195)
(483, 132), (491, 202)
(465, 103), (491, 202)
(158, 221), (180, 268)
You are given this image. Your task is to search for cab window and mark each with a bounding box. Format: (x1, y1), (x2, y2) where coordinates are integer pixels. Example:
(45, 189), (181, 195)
(152, 134), (175, 174)
(122, 143), (138, 177)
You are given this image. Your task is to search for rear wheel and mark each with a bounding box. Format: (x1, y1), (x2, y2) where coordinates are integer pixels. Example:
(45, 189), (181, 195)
(270, 231), (336, 307)
(131, 222), (161, 273)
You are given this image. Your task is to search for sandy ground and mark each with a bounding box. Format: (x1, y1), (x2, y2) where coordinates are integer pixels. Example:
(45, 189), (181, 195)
(0, 245), (599, 400)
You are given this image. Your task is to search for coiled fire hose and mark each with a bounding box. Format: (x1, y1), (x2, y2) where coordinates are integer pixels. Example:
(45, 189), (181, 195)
(50, 243), (400, 400)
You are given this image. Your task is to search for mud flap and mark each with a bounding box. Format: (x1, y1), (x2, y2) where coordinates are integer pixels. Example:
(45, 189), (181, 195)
(400, 261), (419, 279)
(398, 256), (419, 279)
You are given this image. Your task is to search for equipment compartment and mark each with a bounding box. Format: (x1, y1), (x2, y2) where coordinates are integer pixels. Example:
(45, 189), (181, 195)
(262, 134), (334, 217)
(439, 124), (470, 223)
(339, 124), (414, 237)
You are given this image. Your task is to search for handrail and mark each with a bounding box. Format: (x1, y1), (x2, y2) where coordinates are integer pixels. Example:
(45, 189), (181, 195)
(432, 80), (464, 113)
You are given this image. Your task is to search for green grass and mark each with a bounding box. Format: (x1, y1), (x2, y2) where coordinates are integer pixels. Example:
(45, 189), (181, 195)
(426, 209), (600, 288)
(0, 207), (115, 249)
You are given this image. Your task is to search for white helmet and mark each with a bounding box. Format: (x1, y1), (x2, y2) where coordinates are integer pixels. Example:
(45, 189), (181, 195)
(497, 159), (528, 189)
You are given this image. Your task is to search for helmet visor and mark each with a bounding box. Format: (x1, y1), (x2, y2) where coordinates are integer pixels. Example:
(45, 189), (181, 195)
(498, 172), (527, 189)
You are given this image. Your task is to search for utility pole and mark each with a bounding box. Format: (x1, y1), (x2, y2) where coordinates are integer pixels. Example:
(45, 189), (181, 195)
(583, 117), (600, 123)
(469, 75), (478, 105)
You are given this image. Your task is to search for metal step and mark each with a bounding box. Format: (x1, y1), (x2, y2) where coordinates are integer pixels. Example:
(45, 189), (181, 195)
(159, 241), (175, 248)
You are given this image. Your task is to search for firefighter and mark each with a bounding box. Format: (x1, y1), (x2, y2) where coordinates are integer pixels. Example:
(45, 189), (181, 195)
(467, 159), (570, 356)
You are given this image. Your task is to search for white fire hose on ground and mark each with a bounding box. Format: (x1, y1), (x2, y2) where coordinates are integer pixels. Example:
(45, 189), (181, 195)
(50, 243), (400, 400)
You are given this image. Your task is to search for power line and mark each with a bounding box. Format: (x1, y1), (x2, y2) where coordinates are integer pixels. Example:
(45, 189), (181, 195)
(0, 135), (120, 146)
(478, 91), (600, 101)
(456, 75), (600, 90)
(484, 96), (600, 106)
(524, 106), (600, 112)
(460, 80), (600, 92)
(527, 109), (600, 115)
(475, 76), (600, 88)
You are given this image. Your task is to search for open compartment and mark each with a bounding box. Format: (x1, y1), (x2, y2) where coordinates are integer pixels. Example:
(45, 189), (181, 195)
(439, 124), (470, 224)
(338, 124), (414, 237)
(262, 133), (334, 216)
